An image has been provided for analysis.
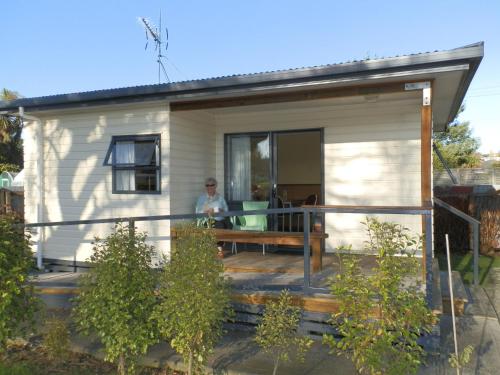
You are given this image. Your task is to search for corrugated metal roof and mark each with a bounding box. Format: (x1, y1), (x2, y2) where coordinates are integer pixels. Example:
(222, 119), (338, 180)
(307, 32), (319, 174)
(0, 42), (484, 113)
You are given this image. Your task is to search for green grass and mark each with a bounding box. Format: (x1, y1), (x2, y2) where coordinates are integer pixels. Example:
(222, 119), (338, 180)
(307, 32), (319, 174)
(0, 362), (104, 375)
(0, 363), (34, 375)
(436, 252), (500, 285)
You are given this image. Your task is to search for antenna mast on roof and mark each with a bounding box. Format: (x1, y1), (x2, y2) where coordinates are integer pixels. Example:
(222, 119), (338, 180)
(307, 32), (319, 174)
(139, 13), (170, 84)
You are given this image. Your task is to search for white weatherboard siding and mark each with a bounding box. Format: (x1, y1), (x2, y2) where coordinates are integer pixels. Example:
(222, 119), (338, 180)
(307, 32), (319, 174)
(169, 111), (216, 216)
(23, 120), (42, 254)
(213, 91), (423, 251)
(24, 103), (171, 263)
(25, 90), (424, 262)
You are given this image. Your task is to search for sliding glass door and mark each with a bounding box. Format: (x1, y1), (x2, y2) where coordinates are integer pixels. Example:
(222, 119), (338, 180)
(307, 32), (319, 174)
(225, 129), (323, 232)
(226, 133), (271, 203)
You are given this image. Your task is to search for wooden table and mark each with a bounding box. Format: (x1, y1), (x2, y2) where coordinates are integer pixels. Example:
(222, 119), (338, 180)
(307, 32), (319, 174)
(171, 228), (328, 273)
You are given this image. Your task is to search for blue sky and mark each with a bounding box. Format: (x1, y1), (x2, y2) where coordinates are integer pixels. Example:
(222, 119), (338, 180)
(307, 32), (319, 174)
(2, 0), (499, 152)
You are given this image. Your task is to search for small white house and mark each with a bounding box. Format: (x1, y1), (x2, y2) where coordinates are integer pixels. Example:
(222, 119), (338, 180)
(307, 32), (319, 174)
(0, 42), (484, 267)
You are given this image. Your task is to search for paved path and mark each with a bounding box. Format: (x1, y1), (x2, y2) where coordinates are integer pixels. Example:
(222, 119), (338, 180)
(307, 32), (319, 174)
(418, 272), (500, 375)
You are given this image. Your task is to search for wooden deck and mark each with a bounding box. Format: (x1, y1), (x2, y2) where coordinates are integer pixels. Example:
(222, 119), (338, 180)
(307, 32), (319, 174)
(32, 253), (440, 338)
(223, 250), (329, 274)
(222, 250), (379, 293)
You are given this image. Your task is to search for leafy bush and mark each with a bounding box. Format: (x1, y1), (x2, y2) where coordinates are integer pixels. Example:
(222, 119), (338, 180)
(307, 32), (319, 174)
(42, 317), (70, 361)
(72, 224), (158, 375)
(255, 289), (313, 375)
(0, 163), (20, 173)
(323, 217), (436, 375)
(152, 223), (232, 375)
(0, 214), (36, 350)
(449, 345), (474, 372)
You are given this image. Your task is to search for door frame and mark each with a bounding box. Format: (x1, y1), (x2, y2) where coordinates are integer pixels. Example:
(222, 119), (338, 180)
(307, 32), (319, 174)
(224, 128), (324, 230)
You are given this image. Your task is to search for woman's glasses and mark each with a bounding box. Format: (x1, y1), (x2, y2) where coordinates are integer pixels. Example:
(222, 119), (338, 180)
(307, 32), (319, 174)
(205, 184), (215, 187)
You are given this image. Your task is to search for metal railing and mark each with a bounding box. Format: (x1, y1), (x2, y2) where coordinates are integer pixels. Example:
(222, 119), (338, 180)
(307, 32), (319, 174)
(434, 167), (500, 186)
(22, 205), (434, 304)
(434, 197), (481, 285)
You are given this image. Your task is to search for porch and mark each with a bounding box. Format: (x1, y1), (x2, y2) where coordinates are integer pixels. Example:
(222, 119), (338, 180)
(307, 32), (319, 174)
(169, 88), (429, 253)
(29, 203), (442, 340)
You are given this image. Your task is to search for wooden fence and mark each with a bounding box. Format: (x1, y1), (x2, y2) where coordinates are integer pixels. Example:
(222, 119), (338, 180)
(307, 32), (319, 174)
(471, 194), (500, 255)
(434, 186), (500, 256)
(0, 188), (24, 218)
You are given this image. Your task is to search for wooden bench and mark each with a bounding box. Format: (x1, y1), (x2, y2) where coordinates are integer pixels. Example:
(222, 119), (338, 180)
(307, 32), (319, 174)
(208, 229), (327, 273)
(170, 228), (328, 272)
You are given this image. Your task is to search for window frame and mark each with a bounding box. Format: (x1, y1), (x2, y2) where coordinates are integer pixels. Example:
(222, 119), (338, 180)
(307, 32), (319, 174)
(103, 134), (161, 195)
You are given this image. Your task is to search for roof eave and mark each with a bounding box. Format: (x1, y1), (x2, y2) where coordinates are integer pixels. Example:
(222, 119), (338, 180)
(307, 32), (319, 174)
(441, 54), (483, 131)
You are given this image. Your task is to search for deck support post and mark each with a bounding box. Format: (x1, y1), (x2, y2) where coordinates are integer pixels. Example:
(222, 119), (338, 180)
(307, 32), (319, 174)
(303, 209), (311, 294)
(420, 86), (433, 295)
(424, 212), (433, 305)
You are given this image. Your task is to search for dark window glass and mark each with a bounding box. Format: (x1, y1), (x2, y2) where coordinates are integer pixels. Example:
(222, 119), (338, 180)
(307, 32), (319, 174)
(104, 135), (161, 194)
(135, 169), (158, 191)
(135, 141), (157, 166)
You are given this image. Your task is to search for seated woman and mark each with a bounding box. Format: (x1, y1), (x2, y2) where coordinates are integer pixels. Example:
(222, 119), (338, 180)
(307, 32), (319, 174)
(195, 177), (230, 258)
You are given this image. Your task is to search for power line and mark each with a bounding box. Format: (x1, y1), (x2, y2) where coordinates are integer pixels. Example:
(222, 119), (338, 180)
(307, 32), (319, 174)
(466, 92), (500, 98)
(468, 84), (500, 91)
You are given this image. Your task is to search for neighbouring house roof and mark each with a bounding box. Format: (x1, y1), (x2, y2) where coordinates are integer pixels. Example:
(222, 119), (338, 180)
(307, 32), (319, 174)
(0, 171), (15, 179)
(12, 169), (24, 187)
(0, 42), (484, 131)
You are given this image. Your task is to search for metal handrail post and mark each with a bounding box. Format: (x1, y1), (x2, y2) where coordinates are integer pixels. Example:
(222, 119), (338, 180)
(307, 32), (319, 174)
(424, 212), (433, 306)
(303, 208), (311, 294)
(473, 222), (480, 286)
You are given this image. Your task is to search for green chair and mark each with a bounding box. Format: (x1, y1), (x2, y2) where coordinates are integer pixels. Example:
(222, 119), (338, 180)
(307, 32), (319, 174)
(232, 201), (269, 255)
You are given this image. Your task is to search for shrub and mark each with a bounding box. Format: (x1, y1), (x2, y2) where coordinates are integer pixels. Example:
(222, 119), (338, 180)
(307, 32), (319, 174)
(42, 317), (70, 361)
(323, 217), (436, 375)
(72, 224), (158, 375)
(152, 223), (232, 375)
(0, 214), (37, 350)
(449, 345), (474, 372)
(0, 163), (20, 174)
(255, 290), (313, 375)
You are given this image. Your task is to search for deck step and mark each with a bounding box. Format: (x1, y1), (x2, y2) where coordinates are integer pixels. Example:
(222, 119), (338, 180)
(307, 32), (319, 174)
(229, 300), (337, 339)
(440, 270), (469, 316)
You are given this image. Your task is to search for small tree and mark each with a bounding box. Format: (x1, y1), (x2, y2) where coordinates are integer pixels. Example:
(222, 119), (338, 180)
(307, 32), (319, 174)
(0, 89), (24, 171)
(73, 224), (158, 375)
(0, 214), (37, 350)
(152, 223), (232, 375)
(323, 217), (436, 375)
(449, 345), (474, 374)
(255, 290), (313, 375)
(0, 163), (20, 173)
(43, 317), (71, 361)
(433, 106), (481, 170)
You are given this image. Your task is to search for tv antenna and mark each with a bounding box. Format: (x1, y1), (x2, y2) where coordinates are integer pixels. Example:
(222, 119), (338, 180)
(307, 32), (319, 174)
(139, 13), (170, 84)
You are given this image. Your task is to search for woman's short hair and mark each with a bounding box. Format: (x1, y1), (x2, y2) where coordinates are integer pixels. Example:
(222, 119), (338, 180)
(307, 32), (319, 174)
(205, 177), (217, 186)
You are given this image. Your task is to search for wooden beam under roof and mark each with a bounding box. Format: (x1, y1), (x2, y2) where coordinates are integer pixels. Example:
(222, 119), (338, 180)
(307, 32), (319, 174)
(421, 86), (433, 284)
(170, 80), (422, 111)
